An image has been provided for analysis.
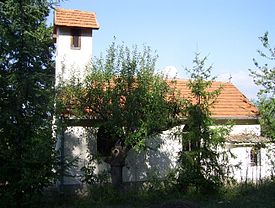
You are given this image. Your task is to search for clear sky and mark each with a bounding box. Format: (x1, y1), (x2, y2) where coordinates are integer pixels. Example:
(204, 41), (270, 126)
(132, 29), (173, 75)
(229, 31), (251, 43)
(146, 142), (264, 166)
(49, 0), (275, 100)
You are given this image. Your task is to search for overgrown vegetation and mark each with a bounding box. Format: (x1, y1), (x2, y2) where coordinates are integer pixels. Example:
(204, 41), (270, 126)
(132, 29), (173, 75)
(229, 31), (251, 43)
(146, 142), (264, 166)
(176, 53), (233, 193)
(1, 0), (274, 206)
(0, 0), (58, 207)
(57, 41), (183, 190)
(29, 180), (275, 208)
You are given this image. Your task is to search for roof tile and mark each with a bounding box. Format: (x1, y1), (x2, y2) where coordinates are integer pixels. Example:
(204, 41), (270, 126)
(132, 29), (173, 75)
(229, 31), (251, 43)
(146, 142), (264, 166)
(54, 8), (100, 29)
(170, 80), (259, 118)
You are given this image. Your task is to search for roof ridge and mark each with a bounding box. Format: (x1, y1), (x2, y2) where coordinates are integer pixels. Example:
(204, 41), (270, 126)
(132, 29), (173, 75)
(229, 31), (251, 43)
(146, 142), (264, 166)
(55, 7), (97, 15)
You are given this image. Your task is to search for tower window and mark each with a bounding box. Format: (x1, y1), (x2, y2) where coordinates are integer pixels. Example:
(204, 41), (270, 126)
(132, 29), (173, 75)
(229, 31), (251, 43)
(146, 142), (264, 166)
(71, 28), (81, 49)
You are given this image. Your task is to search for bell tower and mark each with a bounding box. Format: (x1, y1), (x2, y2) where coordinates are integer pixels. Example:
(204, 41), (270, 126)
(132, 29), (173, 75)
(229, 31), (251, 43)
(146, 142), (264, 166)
(54, 8), (100, 84)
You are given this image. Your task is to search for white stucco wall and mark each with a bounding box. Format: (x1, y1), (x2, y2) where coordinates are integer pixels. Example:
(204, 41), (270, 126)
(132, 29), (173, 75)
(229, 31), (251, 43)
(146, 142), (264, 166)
(223, 124), (274, 182)
(123, 127), (182, 182)
(61, 126), (108, 185)
(62, 127), (90, 185)
(60, 124), (274, 185)
(230, 124), (261, 136)
(226, 143), (275, 183)
(55, 27), (93, 84)
(60, 126), (182, 184)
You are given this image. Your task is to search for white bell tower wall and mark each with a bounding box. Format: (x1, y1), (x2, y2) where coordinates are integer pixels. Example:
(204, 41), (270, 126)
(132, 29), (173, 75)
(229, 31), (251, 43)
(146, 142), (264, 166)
(55, 27), (94, 84)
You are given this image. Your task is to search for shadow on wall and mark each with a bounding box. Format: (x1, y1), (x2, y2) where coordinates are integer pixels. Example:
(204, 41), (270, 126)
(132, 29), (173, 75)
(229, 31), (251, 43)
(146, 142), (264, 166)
(85, 127), (110, 175)
(59, 124), (275, 188)
(62, 126), (181, 185)
(123, 129), (181, 182)
(63, 127), (98, 185)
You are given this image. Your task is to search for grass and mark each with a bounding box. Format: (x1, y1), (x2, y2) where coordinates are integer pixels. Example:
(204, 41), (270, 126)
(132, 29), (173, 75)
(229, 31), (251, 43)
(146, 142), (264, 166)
(32, 180), (275, 208)
(198, 181), (275, 208)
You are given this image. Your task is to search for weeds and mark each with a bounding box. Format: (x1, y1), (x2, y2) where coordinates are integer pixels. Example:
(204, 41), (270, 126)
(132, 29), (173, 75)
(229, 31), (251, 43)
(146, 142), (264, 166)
(28, 179), (275, 208)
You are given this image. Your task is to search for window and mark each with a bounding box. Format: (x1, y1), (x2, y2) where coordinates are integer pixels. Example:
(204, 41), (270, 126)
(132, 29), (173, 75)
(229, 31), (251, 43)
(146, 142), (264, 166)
(250, 146), (261, 166)
(71, 28), (81, 49)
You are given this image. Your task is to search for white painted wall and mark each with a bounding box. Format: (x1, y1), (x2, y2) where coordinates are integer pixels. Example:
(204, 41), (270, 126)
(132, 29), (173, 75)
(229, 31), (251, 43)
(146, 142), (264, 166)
(230, 124), (261, 136)
(223, 124), (275, 182)
(61, 126), (109, 185)
(60, 126), (182, 184)
(62, 127), (90, 185)
(55, 27), (93, 85)
(61, 124), (274, 185)
(123, 127), (182, 182)
(225, 143), (275, 183)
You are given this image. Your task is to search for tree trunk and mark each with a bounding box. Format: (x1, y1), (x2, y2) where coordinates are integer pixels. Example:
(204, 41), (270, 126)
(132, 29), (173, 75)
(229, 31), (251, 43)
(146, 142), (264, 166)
(105, 144), (128, 191)
(111, 165), (123, 191)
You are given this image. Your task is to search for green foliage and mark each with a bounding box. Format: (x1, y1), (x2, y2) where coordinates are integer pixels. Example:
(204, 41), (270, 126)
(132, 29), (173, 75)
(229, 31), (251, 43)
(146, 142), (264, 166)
(199, 180), (275, 208)
(57, 41), (182, 189)
(250, 32), (275, 139)
(144, 169), (177, 193)
(12, 180), (275, 208)
(86, 184), (120, 206)
(0, 0), (57, 206)
(81, 154), (110, 185)
(57, 41), (181, 152)
(91, 42), (180, 147)
(177, 53), (232, 193)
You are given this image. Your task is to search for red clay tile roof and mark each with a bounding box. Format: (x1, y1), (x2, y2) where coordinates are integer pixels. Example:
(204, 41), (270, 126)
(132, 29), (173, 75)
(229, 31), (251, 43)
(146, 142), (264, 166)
(61, 79), (258, 120)
(54, 8), (100, 29)
(171, 80), (259, 119)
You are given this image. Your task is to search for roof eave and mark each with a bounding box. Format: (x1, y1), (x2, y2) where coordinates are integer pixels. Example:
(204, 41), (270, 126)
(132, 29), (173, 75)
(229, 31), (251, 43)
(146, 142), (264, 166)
(54, 23), (100, 30)
(212, 116), (259, 125)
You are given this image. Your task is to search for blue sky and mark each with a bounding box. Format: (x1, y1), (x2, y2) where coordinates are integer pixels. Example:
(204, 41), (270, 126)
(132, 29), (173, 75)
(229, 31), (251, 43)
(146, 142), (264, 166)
(49, 0), (275, 99)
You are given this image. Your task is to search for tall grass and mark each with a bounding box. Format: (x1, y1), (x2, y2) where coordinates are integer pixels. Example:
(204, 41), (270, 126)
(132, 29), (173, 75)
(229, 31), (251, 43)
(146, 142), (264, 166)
(32, 180), (275, 208)
(199, 180), (275, 208)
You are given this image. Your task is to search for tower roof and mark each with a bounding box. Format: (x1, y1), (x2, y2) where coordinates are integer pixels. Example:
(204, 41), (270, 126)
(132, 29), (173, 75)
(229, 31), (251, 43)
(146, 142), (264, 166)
(54, 8), (100, 29)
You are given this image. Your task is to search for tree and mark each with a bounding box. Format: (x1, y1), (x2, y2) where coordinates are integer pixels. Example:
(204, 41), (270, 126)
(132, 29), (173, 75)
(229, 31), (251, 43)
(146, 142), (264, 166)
(0, 0), (57, 206)
(177, 53), (231, 193)
(57, 42), (181, 190)
(249, 32), (275, 140)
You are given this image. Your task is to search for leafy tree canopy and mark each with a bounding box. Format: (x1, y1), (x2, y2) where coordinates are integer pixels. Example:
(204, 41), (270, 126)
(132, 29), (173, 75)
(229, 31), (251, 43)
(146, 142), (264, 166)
(177, 53), (232, 193)
(250, 32), (275, 139)
(0, 0), (57, 206)
(57, 41), (182, 189)
(58, 41), (182, 150)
